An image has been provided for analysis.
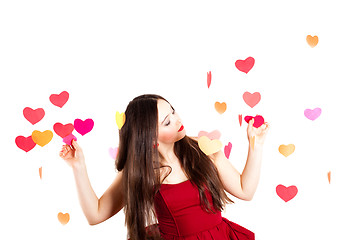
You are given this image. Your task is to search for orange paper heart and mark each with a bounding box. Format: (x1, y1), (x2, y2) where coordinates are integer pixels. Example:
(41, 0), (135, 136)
(278, 144), (295, 157)
(215, 102), (227, 114)
(58, 212), (70, 225)
(198, 136), (222, 155)
(306, 35), (318, 48)
(31, 130), (53, 147)
(250, 136), (255, 150)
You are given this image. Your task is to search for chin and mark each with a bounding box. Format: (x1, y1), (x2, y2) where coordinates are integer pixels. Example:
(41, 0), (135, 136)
(176, 131), (186, 142)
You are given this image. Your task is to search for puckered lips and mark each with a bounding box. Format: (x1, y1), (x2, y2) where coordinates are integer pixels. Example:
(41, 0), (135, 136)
(178, 125), (184, 132)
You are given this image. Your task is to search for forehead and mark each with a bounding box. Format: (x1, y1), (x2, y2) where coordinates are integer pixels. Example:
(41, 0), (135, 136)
(157, 99), (172, 118)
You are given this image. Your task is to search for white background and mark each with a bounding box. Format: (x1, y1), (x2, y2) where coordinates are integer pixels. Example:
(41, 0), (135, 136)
(1, 1), (359, 239)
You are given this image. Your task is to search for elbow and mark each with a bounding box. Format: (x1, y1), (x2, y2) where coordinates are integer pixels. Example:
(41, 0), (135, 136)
(87, 217), (101, 226)
(244, 195), (253, 201)
(88, 220), (99, 226)
(241, 192), (254, 201)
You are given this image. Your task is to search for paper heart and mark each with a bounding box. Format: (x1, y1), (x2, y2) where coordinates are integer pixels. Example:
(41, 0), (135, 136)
(53, 123), (74, 138)
(58, 212), (70, 225)
(23, 107), (45, 125)
(50, 91), (69, 108)
(15, 135), (36, 152)
(31, 130), (53, 147)
(278, 144), (295, 157)
(109, 147), (118, 160)
(244, 115), (264, 128)
(238, 114), (242, 127)
(304, 108), (321, 120)
(63, 134), (77, 145)
(198, 136), (222, 155)
(224, 142), (232, 159)
(328, 171), (331, 184)
(276, 184), (298, 202)
(235, 57), (255, 74)
(215, 102), (227, 114)
(198, 130), (221, 140)
(243, 92), (261, 108)
(115, 112), (126, 130)
(39, 167), (42, 180)
(207, 71), (212, 88)
(306, 35), (318, 48)
(250, 136), (255, 150)
(74, 118), (94, 136)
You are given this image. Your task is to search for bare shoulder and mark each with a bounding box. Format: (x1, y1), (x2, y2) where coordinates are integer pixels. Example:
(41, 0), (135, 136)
(209, 149), (226, 164)
(189, 136), (198, 141)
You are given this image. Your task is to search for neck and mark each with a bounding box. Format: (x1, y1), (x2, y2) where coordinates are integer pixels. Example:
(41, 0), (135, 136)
(158, 142), (178, 164)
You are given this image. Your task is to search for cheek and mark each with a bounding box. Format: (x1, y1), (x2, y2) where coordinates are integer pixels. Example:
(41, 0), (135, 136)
(158, 129), (177, 143)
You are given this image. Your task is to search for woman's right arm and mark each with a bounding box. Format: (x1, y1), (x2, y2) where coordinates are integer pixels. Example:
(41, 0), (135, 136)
(60, 140), (124, 225)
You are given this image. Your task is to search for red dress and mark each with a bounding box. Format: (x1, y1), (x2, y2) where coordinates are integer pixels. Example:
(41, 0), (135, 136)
(152, 179), (255, 240)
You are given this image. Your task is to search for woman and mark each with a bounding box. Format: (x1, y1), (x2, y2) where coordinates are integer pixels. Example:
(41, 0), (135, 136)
(59, 94), (270, 240)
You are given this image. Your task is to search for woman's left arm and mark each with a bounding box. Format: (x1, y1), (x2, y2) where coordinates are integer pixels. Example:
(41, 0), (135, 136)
(212, 119), (270, 201)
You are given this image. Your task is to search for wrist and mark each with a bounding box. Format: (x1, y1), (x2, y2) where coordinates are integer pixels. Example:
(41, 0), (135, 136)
(72, 160), (87, 172)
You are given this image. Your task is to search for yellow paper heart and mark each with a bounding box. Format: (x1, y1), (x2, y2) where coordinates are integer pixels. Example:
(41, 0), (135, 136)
(116, 112), (126, 130)
(198, 136), (222, 155)
(57, 212), (70, 225)
(306, 35), (318, 48)
(278, 144), (295, 157)
(214, 102), (227, 114)
(31, 130), (53, 147)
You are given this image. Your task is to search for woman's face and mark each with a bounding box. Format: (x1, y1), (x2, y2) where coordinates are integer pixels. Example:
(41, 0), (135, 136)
(157, 99), (186, 144)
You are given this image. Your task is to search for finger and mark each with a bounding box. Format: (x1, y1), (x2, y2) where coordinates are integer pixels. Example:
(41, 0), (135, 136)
(71, 140), (79, 150)
(248, 119), (254, 128)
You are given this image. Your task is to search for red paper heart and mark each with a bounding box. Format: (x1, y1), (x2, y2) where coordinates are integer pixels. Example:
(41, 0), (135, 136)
(74, 118), (94, 136)
(276, 184), (298, 202)
(50, 91), (69, 108)
(207, 71), (212, 88)
(15, 136), (36, 152)
(235, 57), (255, 74)
(244, 115), (264, 128)
(53, 123), (74, 138)
(238, 114), (242, 127)
(243, 92), (261, 108)
(23, 107), (45, 125)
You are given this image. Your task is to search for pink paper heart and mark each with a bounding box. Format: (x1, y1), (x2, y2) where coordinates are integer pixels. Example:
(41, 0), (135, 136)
(50, 91), (69, 108)
(244, 115), (264, 128)
(235, 57), (255, 74)
(109, 147), (118, 160)
(207, 71), (211, 88)
(23, 107), (45, 125)
(63, 134), (77, 145)
(15, 135), (36, 152)
(276, 184), (298, 202)
(224, 142), (232, 159)
(74, 118), (94, 136)
(304, 108), (321, 120)
(243, 92), (261, 108)
(198, 130), (221, 140)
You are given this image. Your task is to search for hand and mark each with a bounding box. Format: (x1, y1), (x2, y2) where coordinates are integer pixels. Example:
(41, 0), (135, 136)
(247, 119), (270, 145)
(59, 140), (85, 168)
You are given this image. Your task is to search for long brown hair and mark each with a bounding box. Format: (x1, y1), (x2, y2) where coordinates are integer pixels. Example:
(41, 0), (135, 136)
(116, 94), (233, 240)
